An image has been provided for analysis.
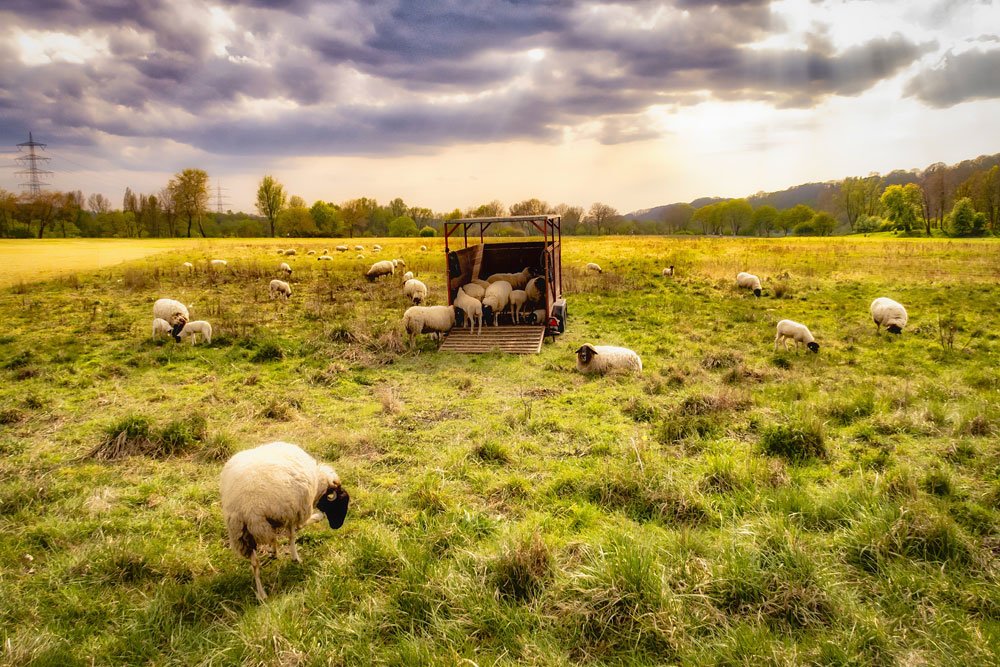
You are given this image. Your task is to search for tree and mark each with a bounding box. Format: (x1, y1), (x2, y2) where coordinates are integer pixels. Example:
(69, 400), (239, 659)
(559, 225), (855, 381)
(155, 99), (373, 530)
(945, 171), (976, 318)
(419, 225), (436, 237)
(140, 194), (161, 237)
(945, 197), (987, 237)
(720, 199), (753, 236)
(56, 191), (83, 238)
(920, 162), (948, 234)
(880, 183), (923, 233)
(388, 197), (408, 219)
(692, 203), (719, 234)
(310, 200), (342, 236)
(662, 203), (694, 234)
(0, 188), (16, 237)
(752, 205), (778, 237)
(835, 176), (882, 231)
(255, 175), (286, 237)
(276, 205), (319, 236)
(288, 195), (306, 209)
(409, 206), (434, 227)
(470, 200), (506, 217)
(777, 204), (814, 236)
(340, 197), (377, 237)
(87, 192), (110, 214)
(169, 168), (210, 237)
(388, 215), (418, 237)
(811, 212), (837, 236)
(509, 198), (548, 216)
(586, 202), (618, 235)
(26, 191), (60, 238)
(122, 187), (141, 237)
(159, 187), (178, 237)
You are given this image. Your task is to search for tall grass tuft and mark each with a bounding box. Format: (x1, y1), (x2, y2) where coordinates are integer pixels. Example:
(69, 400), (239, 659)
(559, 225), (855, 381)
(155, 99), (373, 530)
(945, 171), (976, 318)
(760, 419), (827, 462)
(488, 530), (552, 602)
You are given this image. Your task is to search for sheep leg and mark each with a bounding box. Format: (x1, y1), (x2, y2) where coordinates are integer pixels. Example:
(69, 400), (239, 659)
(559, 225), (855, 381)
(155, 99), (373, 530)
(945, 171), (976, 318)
(774, 335), (780, 352)
(251, 549), (267, 601)
(287, 527), (300, 563)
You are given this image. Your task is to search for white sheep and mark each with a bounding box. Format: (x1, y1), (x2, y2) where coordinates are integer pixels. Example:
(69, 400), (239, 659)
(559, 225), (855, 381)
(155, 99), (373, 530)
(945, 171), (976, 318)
(220, 441), (349, 601)
(277, 249), (285, 255)
(354, 244), (365, 251)
(373, 244), (382, 252)
(486, 267), (532, 290)
(269, 279), (292, 300)
(403, 278), (429, 305)
(509, 289), (528, 322)
(482, 280), (512, 325)
(575, 344), (642, 375)
(366, 260), (395, 281)
(585, 262), (603, 274)
(307, 250), (316, 256)
(737, 272), (762, 297)
(152, 317), (172, 338)
(420, 245), (428, 251)
(153, 298), (189, 341)
(525, 276), (546, 304)
(774, 319), (819, 353)
(460, 282), (486, 302)
(283, 249), (296, 256)
(392, 258), (406, 268)
(317, 255), (333, 261)
(278, 262), (292, 275)
(454, 286), (483, 335)
(210, 259), (228, 268)
(401, 271), (414, 283)
(662, 265), (674, 277)
(870, 297), (908, 335)
(182, 261), (194, 270)
(402, 305), (461, 344)
(179, 320), (213, 345)
(470, 278), (491, 289)
(335, 245), (348, 252)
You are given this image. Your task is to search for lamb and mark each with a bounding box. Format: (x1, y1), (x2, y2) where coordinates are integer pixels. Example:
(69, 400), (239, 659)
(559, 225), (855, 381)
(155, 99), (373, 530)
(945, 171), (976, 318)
(153, 298), (189, 341)
(401, 271), (414, 283)
(737, 272), (762, 297)
(402, 305), (462, 344)
(317, 255), (333, 261)
(460, 282), (486, 302)
(774, 319), (819, 353)
(335, 245), (348, 252)
(402, 278), (429, 305)
(269, 279), (292, 300)
(392, 258), (406, 268)
(454, 286), (484, 335)
(278, 262), (292, 275)
(575, 344), (643, 375)
(486, 267), (532, 290)
(662, 265), (674, 277)
(179, 320), (213, 345)
(482, 280), (512, 325)
(870, 297), (908, 335)
(210, 259), (228, 268)
(366, 260), (395, 281)
(152, 317), (173, 338)
(220, 441), (349, 601)
(509, 289), (528, 322)
(585, 262), (603, 274)
(525, 276), (546, 304)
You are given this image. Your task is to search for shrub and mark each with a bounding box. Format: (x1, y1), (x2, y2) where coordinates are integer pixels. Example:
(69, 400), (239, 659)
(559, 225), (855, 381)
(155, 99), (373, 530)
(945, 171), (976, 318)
(418, 225), (436, 237)
(760, 420), (826, 462)
(87, 414), (155, 460)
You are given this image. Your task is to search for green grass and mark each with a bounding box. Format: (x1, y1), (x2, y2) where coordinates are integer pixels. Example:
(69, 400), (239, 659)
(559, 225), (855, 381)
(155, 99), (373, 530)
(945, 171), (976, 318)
(1, 235), (1000, 665)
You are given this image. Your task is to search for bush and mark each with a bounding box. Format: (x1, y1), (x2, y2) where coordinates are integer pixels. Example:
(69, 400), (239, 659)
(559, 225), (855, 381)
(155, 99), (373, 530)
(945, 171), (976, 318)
(760, 420), (826, 462)
(418, 226), (436, 237)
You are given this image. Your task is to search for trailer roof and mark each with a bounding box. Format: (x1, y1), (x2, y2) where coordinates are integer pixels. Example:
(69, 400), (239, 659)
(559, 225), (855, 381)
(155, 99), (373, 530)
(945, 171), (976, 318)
(454, 214), (560, 224)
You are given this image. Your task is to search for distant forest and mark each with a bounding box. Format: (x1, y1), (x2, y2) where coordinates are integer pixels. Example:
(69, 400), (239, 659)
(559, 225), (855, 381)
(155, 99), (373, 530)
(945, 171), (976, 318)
(2, 153), (998, 239)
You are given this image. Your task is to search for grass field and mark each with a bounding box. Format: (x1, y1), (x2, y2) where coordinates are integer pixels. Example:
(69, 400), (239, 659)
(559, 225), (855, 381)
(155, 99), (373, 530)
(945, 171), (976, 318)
(1, 236), (999, 666)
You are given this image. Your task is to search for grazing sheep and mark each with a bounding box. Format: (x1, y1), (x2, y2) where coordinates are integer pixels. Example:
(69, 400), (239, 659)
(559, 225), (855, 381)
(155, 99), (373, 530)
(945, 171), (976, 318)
(585, 262), (603, 273)
(420, 245), (428, 251)
(283, 249), (296, 256)
(401, 271), (414, 283)
(454, 286), (484, 335)
(179, 320), (213, 345)
(870, 297), (908, 335)
(509, 289), (528, 322)
(220, 441), (349, 601)
(366, 260), (395, 281)
(335, 245), (348, 253)
(307, 250), (316, 256)
(277, 249), (285, 255)
(482, 280), (513, 325)
(210, 259), (228, 268)
(153, 298), (189, 341)
(737, 272), (762, 297)
(575, 344), (642, 375)
(402, 305), (462, 344)
(317, 255), (333, 261)
(278, 262), (292, 275)
(662, 265), (674, 277)
(354, 244), (364, 251)
(152, 317), (173, 339)
(269, 279), (292, 300)
(525, 276), (546, 304)
(774, 319), (819, 353)
(460, 282), (486, 302)
(392, 258), (406, 268)
(182, 261), (194, 270)
(373, 244), (382, 252)
(402, 278), (429, 305)
(486, 267), (532, 290)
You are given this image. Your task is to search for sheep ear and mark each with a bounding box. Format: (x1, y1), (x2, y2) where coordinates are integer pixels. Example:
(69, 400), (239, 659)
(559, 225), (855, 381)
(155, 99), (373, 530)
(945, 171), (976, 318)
(317, 487), (350, 529)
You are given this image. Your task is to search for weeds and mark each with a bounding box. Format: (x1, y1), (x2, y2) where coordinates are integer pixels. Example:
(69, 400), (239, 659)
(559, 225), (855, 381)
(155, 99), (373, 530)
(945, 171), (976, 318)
(760, 419), (827, 462)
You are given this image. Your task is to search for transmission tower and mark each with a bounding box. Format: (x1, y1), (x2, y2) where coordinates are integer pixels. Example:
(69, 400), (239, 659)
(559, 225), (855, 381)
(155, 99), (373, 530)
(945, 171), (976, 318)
(214, 183), (231, 214)
(15, 132), (53, 196)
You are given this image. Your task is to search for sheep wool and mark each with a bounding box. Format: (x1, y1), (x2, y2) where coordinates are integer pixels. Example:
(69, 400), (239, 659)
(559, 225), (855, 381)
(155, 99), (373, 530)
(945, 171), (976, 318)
(403, 278), (429, 305)
(575, 344), (642, 375)
(403, 305), (461, 343)
(585, 262), (603, 273)
(774, 319), (819, 353)
(182, 261), (194, 270)
(392, 258), (406, 268)
(354, 245), (365, 251)
(454, 286), (484, 335)
(269, 279), (292, 299)
(525, 277), (546, 304)
(152, 318), (173, 338)
(482, 280), (512, 325)
(662, 266), (674, 277)
(509, 289), (528, 322)
(460, 282), (486, 302)
(220, 441), (349, 601)
(420, 245), (428, 251)
(366, 260), (395, 281)
(486, 267), (532, 289)
(336, 245), (348, 252)
(737, 272), (762, 297)
(279, 262), (292, 275)
(307, 250), (316, 255)
(870, 297), (908, 334)
(317, 255), (333, 261)
(153, 298), (190, 341)
(283, 249), (296, 256)
(401, 271), (415, 283)
(210, 259), (228, 268)
(180, 320), (213, 345)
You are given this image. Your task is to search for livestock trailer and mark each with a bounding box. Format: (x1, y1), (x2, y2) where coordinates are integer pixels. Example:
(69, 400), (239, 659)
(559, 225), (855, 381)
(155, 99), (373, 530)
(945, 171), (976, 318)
(441, 214), (567, 353)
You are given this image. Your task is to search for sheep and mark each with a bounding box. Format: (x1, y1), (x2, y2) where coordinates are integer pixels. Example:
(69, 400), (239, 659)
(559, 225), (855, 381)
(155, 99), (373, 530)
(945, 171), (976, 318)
(277, 249), (285, 255)
(470, 278), (491, 289)
(525, 308), (547, 325)
(454, 286), (484, 335)
(366, 260), (395, 281)
(401, 271), (414, 283)
(402, 305), (462, 344)
(373, 244), (382, 252)
(269, 279), (292, 300)
(774, 319), (819, 353)
(152, 317), (173, 339)
(335, 245), (348, 252)
(283, 249), (296, 256)
(736, 272), (762, 297)
(585, 262), (603, 274)
(307, 250), (316, 256)
(870, 297), (908, 335)
(525, 276), (546, 304)
(278, 262), (292, 276)
(482, 280), (512, 325)
(321, 249), (329, 255)
(460, 282), (486, 302)
(354, 244), (364, 251)
(153, 298), (189, 341)
(420, 245), (428, 251)
(179, 320), (213, 345)
(220, 441), (349, 601)
(392, 258), (406, 268)
(662, 265), (674, 277)
(182, 261), (194, 270)
(509, 289), (528, 323)
(402, 278), (429, 305)
(486, 267), (532, 290)
(317, 255), (333, 261)
(210, 259), (228, 268)
(575, 344), (642, 375)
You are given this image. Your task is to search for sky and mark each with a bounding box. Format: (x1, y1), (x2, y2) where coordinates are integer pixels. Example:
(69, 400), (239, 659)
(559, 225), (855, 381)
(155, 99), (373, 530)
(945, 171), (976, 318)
(1, 0), (999, 216)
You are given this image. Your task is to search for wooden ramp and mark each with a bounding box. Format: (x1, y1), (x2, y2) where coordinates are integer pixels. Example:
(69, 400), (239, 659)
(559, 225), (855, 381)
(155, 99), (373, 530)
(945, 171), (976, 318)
(440, 325), (545, 354)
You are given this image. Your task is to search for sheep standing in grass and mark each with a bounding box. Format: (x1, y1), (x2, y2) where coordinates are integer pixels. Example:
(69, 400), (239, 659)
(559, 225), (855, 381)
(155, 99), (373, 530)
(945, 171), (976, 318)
(182, 262), (194, 271)
(575, 344), (642, 375)
(373, 244), (382, 252)
(317, 255), (333, 262)
(366, 260), (395, 281)
(152, 318), (173, 339)
(403, 278), (429, 305)
(487, 267), (532, 290)
(269, 279), (292, 300)
(402, 305), (462, 344)
(220, 441), (349, 601)
(210, 259), (228, 268)
(737, 272), (762, 297)
(392, 258), (406, 269)
(870, 297), (908, 335)
(585, 262), (603, 274)
(509, 290), (528, 323)
(278, 262), (292, 276)
(283, 249), (296, 256)
(153, 298), (189, 341)
(774, 320), (819, 353)
(454, 286), (483, 335)
(482, 280), (512, 325)
(179, 320), (213, 345)
(336, 245), (348, 253)
(354, 244), (365, 251)
(662, 266), (674, 277)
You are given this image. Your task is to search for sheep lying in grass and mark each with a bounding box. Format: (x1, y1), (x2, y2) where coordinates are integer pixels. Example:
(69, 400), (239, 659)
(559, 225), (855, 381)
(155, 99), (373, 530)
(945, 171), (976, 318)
(283, 249), (296, 256)
(774, 319), (819, 353)
(420, 245), (428, 251)
(402, 305), (462, 344)
(153, 298), (189, 341)
(366, 260), (395, 281)
(454, 286), (483, 335)
(220, 441), (349, 601)
(269, 279), (292, 300)
(737, 272), (762, 297)
(487, 267), (532, 290)
(307, 250), (316, 256)
(152, 318), (173, 339)
(870, 297), (908, 335)
(179, 320), (213, 345)
(355, 244), (365, 251)
(482, 280), (512, 325)
(278, 262), (292, 276)
(403, 278), (428, 305)
(575, 344), (642, 375)
(373, 244), (382, 252)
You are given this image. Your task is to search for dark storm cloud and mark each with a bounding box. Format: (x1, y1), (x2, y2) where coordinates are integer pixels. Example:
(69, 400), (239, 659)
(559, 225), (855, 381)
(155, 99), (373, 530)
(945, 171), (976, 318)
(905, 48), (1000, 107)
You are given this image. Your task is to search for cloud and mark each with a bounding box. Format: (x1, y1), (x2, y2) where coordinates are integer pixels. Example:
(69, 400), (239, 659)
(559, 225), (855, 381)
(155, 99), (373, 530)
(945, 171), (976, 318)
(905, 47), (1000, 107)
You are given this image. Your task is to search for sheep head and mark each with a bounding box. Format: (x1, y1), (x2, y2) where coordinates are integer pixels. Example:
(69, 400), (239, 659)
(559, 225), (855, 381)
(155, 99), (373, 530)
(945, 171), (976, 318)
(170, 321), (185, 342)
(576, 344), (598, 365)
(887, 325), (902, 335)
(316, 483), (350, 529)
(807, 342), (820, 353)
(753, 288), (761, 298)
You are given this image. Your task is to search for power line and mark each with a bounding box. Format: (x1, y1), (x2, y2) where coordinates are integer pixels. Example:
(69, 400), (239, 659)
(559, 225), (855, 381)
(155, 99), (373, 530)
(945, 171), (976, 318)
(15, 132), (52, 196)
(214, 182), (231, 213)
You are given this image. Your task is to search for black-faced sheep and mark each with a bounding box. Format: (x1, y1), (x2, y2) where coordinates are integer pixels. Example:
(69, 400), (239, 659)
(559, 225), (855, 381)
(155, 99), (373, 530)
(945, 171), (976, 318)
(585, 262), (603, 273)
(402, 305), (463, 344)
(153, 298), (189, 341)
(269, 279), (292, 300)
(482, 280), (512, 325)
(575, 344), (642, 375)
(870, 297), (908, 335)
(737, 272), (762, 297)
(366, 260), (395, 281)
(403, 278), (429, 305)
(774, 319), (819, 353)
